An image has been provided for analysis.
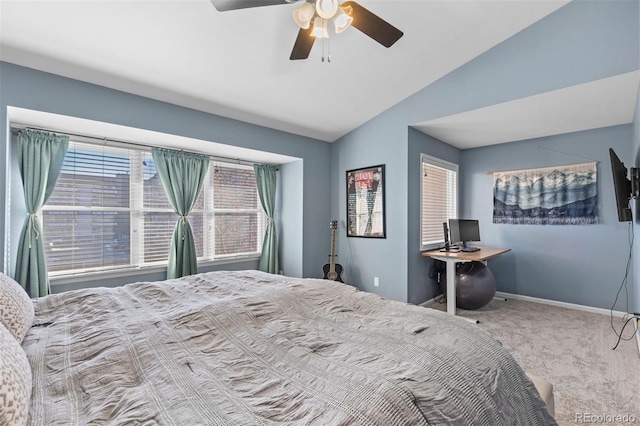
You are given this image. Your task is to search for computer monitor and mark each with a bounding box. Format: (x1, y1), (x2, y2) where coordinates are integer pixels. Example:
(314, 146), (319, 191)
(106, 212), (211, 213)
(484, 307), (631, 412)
(449, 219), (480, 252)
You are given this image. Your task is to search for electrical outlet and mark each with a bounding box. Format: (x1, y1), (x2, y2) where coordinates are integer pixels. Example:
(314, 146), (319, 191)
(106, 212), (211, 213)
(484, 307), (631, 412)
(374, 277), (379, 287)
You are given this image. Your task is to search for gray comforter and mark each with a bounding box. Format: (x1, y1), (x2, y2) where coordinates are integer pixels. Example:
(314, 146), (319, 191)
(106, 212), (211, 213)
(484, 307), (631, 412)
(23, 270), (556, 425)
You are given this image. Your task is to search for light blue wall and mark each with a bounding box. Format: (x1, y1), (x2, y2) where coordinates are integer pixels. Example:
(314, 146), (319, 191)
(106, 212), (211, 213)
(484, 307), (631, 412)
(279, 160), (304, 277)
(460, 125), (634, 310)
(330, 107), (410, 301)
(0, 62), (331, 286)
(331, 0), (639, 304)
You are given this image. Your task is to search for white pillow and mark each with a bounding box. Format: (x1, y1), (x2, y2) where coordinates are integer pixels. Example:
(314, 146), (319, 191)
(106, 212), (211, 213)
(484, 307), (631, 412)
(0, 322), (32, 426)
(0, 272), (34, 343)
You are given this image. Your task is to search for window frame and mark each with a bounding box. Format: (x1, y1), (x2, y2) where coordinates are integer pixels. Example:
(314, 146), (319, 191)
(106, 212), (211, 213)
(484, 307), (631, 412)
(207, 162), (267, 259)
(420, 153), (459, 251)
(42, 140), (266, 282)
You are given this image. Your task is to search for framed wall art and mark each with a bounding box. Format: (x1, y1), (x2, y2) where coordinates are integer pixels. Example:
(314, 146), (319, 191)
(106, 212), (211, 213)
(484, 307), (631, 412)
(493, 161), (598, 225)
(346, 164), (386, 238)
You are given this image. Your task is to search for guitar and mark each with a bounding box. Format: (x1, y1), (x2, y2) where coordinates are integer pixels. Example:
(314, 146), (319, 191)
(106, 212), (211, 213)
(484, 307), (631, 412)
(322, 220), (344, 283)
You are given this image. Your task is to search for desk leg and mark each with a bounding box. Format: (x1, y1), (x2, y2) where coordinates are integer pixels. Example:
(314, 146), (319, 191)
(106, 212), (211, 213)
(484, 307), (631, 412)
(445, 260), (456, 315)
(444, 259), (479, 324)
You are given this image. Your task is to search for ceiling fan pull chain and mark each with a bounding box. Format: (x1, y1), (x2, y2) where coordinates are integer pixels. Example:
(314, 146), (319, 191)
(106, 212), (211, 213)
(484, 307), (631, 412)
(321, 37), (325, 62)
(327, 36), (331, 62)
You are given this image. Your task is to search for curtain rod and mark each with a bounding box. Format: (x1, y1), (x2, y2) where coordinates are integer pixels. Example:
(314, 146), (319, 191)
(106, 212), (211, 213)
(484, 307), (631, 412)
(485, 147), (599, 175)
(485, 160), (598, 176)
(10, 126), (278, 169)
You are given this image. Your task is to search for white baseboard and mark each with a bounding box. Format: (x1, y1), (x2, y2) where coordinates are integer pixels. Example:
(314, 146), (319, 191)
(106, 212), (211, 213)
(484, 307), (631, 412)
(419, 298), (436, 308)
(421, 291), (633, 319)
(494, 291), (630, 318)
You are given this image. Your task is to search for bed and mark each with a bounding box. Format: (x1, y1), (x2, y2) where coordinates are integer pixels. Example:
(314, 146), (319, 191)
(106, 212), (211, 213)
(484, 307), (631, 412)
(1, 270), (556, 425)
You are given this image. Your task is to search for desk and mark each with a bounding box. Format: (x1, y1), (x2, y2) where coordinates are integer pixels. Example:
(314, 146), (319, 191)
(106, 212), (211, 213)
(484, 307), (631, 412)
(422, 247), (510, 319)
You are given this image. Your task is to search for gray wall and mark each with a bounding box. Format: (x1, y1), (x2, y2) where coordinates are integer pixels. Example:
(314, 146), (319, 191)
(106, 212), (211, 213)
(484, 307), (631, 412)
(0, 62), (331, 286)
(459, 125), (634, 310)
(331, 0), (638, 305)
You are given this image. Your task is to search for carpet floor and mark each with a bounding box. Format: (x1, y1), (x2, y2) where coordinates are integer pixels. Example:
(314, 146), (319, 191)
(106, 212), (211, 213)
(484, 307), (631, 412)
(428, 298), (639, 425)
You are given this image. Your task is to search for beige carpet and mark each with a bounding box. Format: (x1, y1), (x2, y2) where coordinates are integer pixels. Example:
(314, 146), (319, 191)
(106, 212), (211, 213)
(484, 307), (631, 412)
(428, 298), (639, 425)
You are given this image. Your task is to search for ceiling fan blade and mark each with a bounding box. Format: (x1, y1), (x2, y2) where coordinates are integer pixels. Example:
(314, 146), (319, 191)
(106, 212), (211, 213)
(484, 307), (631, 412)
(341, 1), (403, 48)
(210, 0), (289, 12)
(290, 26), (315, 60)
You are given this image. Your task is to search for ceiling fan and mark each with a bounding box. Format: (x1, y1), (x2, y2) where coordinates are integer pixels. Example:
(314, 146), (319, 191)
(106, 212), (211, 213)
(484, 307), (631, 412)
(210, 0), (403, 60)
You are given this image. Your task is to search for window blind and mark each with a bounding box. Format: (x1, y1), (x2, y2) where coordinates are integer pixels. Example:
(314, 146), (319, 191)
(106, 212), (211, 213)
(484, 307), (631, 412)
(43, 143), (132, 273)
(42, 141), (267, 277)
(421, 154), (458, 250)
(211, 164), (266, 256)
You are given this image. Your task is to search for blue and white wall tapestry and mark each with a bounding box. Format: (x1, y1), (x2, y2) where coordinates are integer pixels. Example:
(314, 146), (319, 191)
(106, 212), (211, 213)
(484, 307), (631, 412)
(493, 162), (598, 225)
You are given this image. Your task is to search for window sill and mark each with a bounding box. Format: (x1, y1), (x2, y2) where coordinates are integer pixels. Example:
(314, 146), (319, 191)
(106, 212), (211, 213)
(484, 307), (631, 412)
(421, 243), (444, 252)
(49, 254), (261, 286)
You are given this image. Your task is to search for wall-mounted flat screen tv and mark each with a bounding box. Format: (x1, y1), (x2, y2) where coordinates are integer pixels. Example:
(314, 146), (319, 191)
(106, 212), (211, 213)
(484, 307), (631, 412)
(609, 148), (637, 222)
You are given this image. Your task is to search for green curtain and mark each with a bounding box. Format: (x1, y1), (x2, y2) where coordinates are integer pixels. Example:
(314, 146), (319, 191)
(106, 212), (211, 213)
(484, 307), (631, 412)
(254, 164), (279, 274)
(15, 130), (69, 297)
(152, 148), (208, 279)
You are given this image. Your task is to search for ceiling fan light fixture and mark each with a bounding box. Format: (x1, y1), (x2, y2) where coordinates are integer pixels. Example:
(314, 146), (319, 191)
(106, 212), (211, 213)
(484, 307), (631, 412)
(332, 6), (353, 33)
(292, 2), (315, 29)
(315, 0), (339, 19)
(311, 16), (329, 38)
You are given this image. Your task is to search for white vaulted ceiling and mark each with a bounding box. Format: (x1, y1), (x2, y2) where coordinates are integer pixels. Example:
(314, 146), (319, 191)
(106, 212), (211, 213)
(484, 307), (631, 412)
(413, 71), (640, 150)
(0, 0), (570, 143)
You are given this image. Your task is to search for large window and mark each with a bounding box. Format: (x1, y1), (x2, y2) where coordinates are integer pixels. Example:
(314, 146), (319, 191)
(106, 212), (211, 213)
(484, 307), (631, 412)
(42, 141), (266, 276)
(420, 153), (458, 250)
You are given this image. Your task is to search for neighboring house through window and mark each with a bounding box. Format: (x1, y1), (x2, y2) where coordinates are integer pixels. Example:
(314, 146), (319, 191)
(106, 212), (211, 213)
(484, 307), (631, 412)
(42, 141), (266, 276)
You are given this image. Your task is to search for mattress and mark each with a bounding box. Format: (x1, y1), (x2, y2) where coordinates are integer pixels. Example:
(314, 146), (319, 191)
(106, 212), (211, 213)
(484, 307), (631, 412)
(23, 270), (556, 425)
